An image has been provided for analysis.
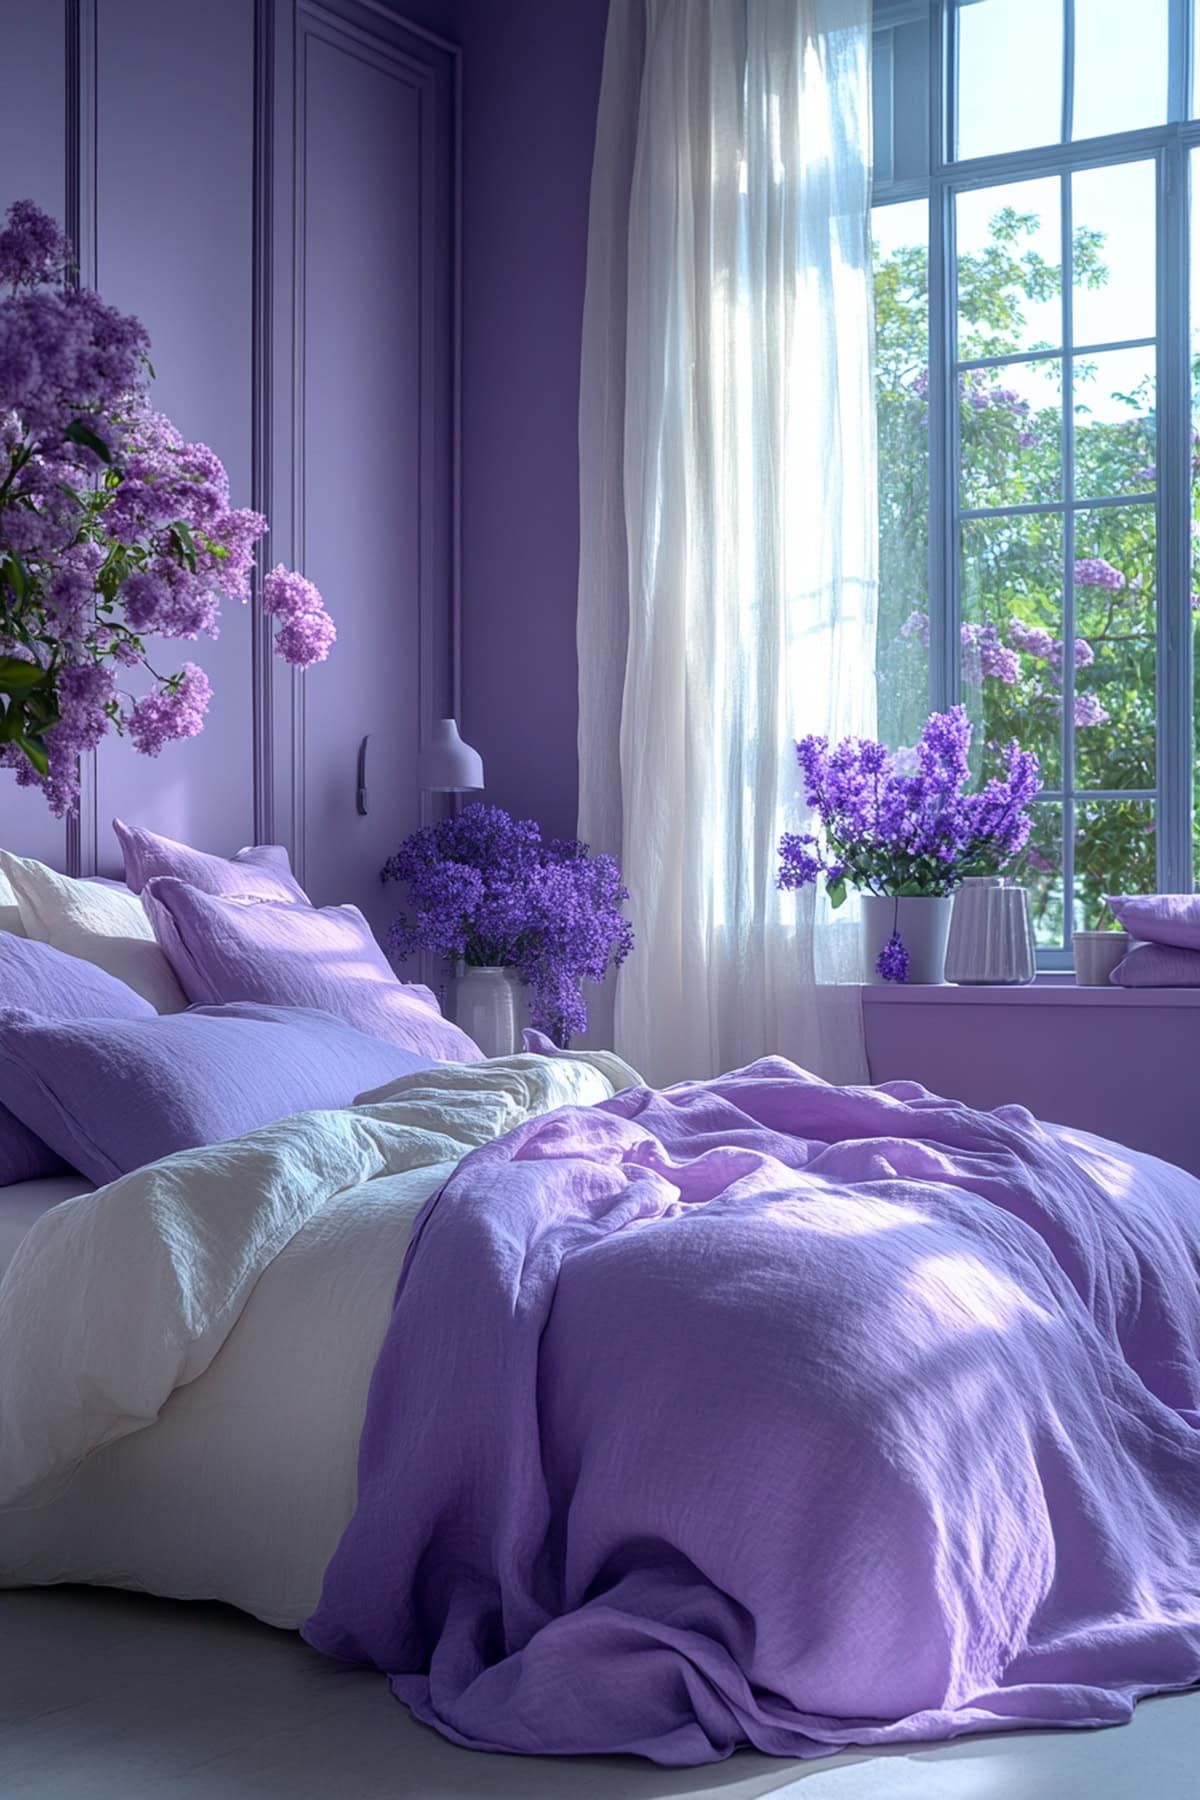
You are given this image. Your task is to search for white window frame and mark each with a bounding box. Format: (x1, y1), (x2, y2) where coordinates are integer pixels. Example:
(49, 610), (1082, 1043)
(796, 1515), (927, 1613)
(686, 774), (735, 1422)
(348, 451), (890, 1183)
(874, 0), (1198, 964)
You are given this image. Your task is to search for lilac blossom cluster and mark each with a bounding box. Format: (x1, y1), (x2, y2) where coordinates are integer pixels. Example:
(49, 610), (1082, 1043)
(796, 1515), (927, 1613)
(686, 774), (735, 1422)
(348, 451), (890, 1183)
(0, 199), (335, 815)
(778, 707), (1041, 980)
(960, 372), (1039, 449)
(903, 610), (1110, 729)
(907, 369), (1041, 449)
(382, 803), (634, 1045)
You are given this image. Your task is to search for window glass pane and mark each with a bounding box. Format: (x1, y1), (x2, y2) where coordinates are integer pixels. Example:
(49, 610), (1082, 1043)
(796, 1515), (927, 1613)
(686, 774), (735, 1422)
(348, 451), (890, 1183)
(1013, 801), (1064, 951)
(1073, 347), (1156, 501)
(960, 358), (1062, 509)
(1072, 0), (1168, 141)
(962, 514), (1065, 791)
(956, 0), (1064, 161)
(1071, 163), (1156, 348)
(1075, 800), (1156, 928)
(957, 179), (1062, 358)
(1194, 151), (1200, 882)
(874, 200), (931, 751)
(1072, 506), (1156, 789)
(873, 16), (931, 187)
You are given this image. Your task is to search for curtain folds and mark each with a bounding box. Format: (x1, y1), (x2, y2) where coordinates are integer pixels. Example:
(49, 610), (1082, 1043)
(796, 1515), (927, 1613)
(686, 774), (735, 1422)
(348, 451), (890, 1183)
(578, 0), (877, 1085)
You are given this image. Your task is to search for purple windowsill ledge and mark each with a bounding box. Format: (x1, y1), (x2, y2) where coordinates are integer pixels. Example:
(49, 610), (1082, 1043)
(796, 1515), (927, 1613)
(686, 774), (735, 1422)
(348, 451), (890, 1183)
(860, 976), (1200, 1007)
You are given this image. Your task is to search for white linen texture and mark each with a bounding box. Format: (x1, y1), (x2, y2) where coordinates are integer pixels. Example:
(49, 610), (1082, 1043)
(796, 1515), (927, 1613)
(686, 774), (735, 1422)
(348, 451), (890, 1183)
(0, 1050), (639, 1627)
(0, 850), (187, 1012)
(578, 0), (878, 1084)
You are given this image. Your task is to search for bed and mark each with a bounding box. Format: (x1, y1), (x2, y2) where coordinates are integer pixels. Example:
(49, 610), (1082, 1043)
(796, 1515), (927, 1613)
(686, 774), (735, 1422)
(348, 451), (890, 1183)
(0, 1050), (633, 1627)
(2, 1051), (1199, 1768)
(0, 1176), (93, 1276)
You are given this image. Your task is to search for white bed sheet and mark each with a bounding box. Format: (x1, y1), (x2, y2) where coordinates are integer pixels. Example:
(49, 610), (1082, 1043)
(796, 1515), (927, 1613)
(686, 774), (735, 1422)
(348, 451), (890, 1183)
(0, 1160), (443, 1629)
(0, 1176), (94, 1278)
(0, 1050), (639, 1631)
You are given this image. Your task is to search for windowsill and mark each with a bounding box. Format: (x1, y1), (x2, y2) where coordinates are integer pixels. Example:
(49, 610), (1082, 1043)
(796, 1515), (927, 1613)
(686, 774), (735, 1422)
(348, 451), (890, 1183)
(860, 976), (1200, 1007)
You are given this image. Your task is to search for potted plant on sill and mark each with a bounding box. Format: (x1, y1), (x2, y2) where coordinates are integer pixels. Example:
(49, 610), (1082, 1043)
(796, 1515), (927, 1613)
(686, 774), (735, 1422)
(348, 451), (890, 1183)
(382, 802), (635, 1053)
(777, 705), (1042, 984)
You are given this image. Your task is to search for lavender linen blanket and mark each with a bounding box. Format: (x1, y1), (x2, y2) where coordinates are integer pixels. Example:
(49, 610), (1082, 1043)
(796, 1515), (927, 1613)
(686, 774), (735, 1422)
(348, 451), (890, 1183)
(302, 1061), (1200, 1764)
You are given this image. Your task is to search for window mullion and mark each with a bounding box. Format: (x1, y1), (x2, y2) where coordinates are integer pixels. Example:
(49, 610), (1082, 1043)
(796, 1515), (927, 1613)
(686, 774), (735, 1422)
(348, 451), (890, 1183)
(1062, 0), (1076, 144)
(1156, 141), (1194, 892)
(928, 173), (959, 716)
(1061, 168), (1077, 949)
(1169, 0), (1190, 122)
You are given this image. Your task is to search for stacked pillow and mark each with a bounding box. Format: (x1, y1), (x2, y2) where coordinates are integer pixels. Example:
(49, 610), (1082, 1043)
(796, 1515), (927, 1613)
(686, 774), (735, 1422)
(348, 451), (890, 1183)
(142, 878), (481, 1062)
(0, 850), (187, 1011)
(0, 864), (24, 938)
(0, 821), (484, 1190)
(0, 933), (156, 1184)
(1106, 894), (1200, 986)
(113, 818), (309, 903)
(0, 1002), (435, 1186)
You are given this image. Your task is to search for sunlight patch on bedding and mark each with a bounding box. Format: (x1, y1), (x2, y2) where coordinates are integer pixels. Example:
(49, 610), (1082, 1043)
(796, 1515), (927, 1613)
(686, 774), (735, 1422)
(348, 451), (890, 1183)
(905, 1253), (1054, 1335)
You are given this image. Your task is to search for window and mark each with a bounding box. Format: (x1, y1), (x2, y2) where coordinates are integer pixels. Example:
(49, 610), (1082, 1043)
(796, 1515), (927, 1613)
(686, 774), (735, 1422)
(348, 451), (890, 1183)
(873, 0), (1196, 964)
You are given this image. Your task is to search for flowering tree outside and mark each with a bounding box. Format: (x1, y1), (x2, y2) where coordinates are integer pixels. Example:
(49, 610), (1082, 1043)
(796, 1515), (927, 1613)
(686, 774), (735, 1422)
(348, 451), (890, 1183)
(0, 200), (335, 816)
(875, 203), (1178, 940)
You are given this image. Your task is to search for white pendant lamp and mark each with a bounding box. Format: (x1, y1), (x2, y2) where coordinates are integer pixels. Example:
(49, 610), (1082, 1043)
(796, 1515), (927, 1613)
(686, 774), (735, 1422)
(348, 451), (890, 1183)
(418, 717), (484, 792)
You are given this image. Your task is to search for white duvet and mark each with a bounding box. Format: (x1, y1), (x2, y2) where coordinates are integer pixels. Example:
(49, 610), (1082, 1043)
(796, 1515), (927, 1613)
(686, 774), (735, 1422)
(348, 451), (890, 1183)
(0, 1050), (637, 1627)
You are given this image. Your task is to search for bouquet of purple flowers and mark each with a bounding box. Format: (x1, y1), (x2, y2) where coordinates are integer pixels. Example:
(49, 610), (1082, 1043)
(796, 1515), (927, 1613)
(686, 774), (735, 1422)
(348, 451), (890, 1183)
(382, 803), (634, 1046)
(0, 200), (335, 816)
(778, 706), (1041, 980)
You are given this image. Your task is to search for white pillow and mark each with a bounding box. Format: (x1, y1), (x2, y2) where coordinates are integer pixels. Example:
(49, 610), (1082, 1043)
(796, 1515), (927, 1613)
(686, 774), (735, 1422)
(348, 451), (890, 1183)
(0, 852), (187, 1012)
(0, 863), (25, 938)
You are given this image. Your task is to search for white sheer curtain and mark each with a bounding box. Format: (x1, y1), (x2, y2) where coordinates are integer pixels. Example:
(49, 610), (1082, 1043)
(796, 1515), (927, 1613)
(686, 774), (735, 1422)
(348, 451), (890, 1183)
(578, 0), (877, 1086)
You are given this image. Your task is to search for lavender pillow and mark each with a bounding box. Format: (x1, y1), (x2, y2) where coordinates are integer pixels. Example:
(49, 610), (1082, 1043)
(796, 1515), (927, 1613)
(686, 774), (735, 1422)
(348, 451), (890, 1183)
(0, 934), (156, 1185)
(1110, 940), (1200, 987)
(114, 818), (309, 903)
(142, 878), (482, 1062)
(0, 1002), (435, 1187)
(1105, 893), (1200, 952)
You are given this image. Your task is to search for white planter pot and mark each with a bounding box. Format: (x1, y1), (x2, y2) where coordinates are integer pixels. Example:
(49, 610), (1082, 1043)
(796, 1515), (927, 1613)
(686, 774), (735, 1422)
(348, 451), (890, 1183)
(454, 965), (527, 1057)
(945, 877), (1037, 986)
(860, 894), (954, 985)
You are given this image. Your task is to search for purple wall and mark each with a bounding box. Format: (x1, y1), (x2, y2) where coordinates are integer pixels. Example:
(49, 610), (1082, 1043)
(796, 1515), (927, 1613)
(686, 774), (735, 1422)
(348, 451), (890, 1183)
(451, 0), (611, 842)
(1, 0), (458, 938)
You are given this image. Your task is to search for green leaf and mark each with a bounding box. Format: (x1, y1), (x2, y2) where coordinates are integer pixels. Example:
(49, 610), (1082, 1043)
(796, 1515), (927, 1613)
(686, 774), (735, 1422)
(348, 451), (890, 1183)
(826, 878), (847, 909)
(15, 735), (48, 776)
(169, 521), (198, 572)
(0, 654), (45, 693)
(2, 555), (28, 603)
(64, 419), (112, 463)
(896, 880), (925, 898)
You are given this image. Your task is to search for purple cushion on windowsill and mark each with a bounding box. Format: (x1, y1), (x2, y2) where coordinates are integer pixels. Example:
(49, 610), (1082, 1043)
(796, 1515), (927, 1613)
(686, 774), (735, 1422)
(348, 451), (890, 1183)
(0, 1001), (436, 1187)
(141, 878), (482, 1062)
(1106, 892), (1200, 953)
(1110, 940), (1200, 987)
(0, 932), (156, 1185)
(114, 818), (310, 903)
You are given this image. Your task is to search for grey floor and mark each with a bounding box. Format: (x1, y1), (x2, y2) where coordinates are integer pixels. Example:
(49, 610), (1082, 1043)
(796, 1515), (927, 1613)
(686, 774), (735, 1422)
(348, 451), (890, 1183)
(1, 1588), (1197, 1800)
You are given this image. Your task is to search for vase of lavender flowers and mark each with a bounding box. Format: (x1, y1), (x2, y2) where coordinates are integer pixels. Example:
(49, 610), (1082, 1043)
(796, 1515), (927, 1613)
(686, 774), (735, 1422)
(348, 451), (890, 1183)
(453, 965), (528, 1058)
(777, 706), (1041, 985)
(859, 893), (954, 986)
(382, 803), (634, 1048)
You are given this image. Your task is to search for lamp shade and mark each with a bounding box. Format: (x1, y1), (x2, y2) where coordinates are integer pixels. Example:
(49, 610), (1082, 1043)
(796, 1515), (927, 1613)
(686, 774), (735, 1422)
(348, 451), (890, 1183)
(418, 717), (484, 792)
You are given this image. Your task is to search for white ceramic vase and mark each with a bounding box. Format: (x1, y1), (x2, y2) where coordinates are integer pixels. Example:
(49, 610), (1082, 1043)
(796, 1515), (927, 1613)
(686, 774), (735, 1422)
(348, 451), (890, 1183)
(860, 894), (954, 985)
(454, 965), (526, 1057)
(945, 877), (1037, 986)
